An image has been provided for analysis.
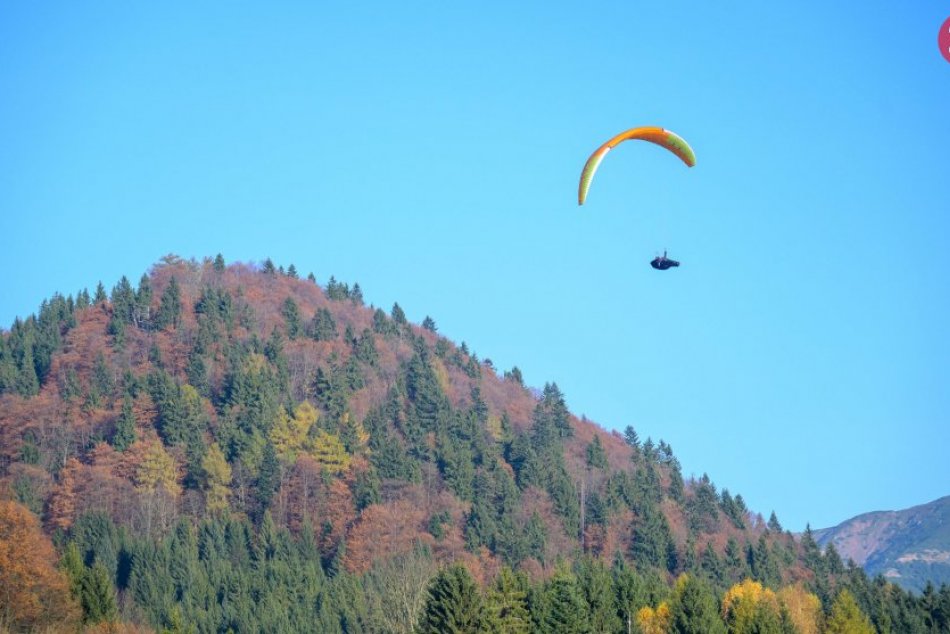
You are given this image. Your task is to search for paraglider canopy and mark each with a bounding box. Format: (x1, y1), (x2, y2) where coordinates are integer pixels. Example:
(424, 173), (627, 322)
(578, 126), (695, 206)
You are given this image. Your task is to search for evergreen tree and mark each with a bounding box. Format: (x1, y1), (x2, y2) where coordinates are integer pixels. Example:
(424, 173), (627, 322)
(154, 277), (182, 330)
(213, 253), (226, 271)
(418, 564), (483, 634)
(94, 282), (107, 304)
(668, 574), (726, 634)
(422, 316), (437, 332)
(586, 435), (608, 470)
(623, 425), (640, 450)
(354, 329), (379, 366)
(282, 297), (301, 339)
(767, 511), (782, 532)
(287, 263), (298, 278)
(307, 308), (338, 341)
(350, 282), (363, 305)
(504, 366), (524, 386)
(112, 393), (137, 451)
(391, 302), (407, 325)
(541, 571), (589, 633)
(483, 567), (531, 634)
(78, 562), (118, 624)
(134, 273), (153, 328)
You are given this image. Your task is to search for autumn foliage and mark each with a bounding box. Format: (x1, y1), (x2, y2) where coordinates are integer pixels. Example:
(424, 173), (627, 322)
(0, 500), (80, 631)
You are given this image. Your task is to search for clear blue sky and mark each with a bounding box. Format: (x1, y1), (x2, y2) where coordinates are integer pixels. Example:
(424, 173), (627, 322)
(2, 1), (948, 531)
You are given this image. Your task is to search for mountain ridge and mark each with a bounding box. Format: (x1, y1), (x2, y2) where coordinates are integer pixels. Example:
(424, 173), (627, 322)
(814, 495), (950, 593)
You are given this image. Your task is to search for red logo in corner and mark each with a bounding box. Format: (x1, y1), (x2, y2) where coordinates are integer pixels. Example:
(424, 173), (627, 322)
(940, 17), (950, 64)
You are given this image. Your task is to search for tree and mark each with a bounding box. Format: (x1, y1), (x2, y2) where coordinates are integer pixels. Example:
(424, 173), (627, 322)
(213, 253), (226, 271)
(202, 443), (232, 516)
(504, 366), (524, 386)
(540, 571), (588, 633)
(722, 579), (781, 634)
(112, 393), (137, 451)
(309, 430), (351, 474)
(637, 603), (671, 634)
(78, 562), (118, 624)
(307, 308), (338, 341)
(418, 564), (483, 634)
(483, 567), (531, 634)
(154, 276), (182, 330)
(0, 500), (81, 630)
(586, 435), (608, 470)
(282, 297), (301, 339)
(623, 425), (640, 450)
(422, 316), (437, 332)
(668, 574), (725, 634)
(825, 590), (874, 634)
(776, 584), (821, 634)
(391, 302), (407, 325)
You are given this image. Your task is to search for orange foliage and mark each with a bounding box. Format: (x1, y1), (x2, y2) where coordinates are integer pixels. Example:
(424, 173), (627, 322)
(343, 500), (432, 574)
(0, 500), (81, 630)
(46, 457), (80, 531)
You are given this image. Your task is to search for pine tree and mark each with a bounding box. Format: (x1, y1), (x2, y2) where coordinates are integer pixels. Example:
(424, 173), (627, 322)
(669, 574), (726, 634)
(391, 302), (407, 325)
(307, 308), (338, 341)
(767, 511), (782, 532)
(94, 282), (107, 304)
(541, 571), (588, 633)
(154, 276), (182, 330)
(79, 562), (118, 624)
(422, 316), (437, 332)
(483, 567), (531, 634)
(418, 564), (483, 634)
(287, 263), (298, 278)
(112, 393), (137, 451)
(623, 425), (640, 450)
(504, 366), (524, 386)
(213, 253), (226, 271)
(586, 435), (608, 470)
(282, 297), (301, 339)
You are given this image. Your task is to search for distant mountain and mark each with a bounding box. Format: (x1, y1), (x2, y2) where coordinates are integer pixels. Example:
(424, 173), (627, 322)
(814, 496), (950, 593)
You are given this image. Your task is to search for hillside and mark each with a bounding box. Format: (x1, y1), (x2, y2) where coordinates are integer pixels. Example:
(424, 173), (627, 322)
(0, 254), (947, 632)
(814, 496), (950, 593)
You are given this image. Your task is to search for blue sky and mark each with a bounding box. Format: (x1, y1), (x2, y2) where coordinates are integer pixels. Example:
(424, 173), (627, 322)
(2, 1), (948, 531)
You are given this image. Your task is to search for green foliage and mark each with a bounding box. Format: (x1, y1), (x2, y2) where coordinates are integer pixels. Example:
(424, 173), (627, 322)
(154, 277), (182, 330)
(669, 575), (727, 634)
(418, 564), (482, 634)
(307, 307), (338, 341)
(282, 297), (301, 339)
(112, 393), (137, 451)
(483, 567), (531, 633)
(586, 435), (608, 470)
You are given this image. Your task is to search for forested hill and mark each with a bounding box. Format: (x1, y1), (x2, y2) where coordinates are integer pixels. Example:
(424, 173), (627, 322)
(0, 254), (947, 633)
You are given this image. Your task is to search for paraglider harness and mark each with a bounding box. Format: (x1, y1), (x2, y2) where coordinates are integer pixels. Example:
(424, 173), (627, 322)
(650, 251), (679, 270)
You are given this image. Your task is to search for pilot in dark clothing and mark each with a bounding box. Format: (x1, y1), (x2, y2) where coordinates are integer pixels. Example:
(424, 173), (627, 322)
(650, 251), (680, 270)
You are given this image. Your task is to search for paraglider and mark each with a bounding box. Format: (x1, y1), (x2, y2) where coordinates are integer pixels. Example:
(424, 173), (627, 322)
(650, 251), (679, 270)
(578, 126), (694, 270)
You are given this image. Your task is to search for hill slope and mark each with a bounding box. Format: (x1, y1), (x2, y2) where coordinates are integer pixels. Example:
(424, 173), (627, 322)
(0, 254), (946, 632)
(814, 496), (950, 593)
